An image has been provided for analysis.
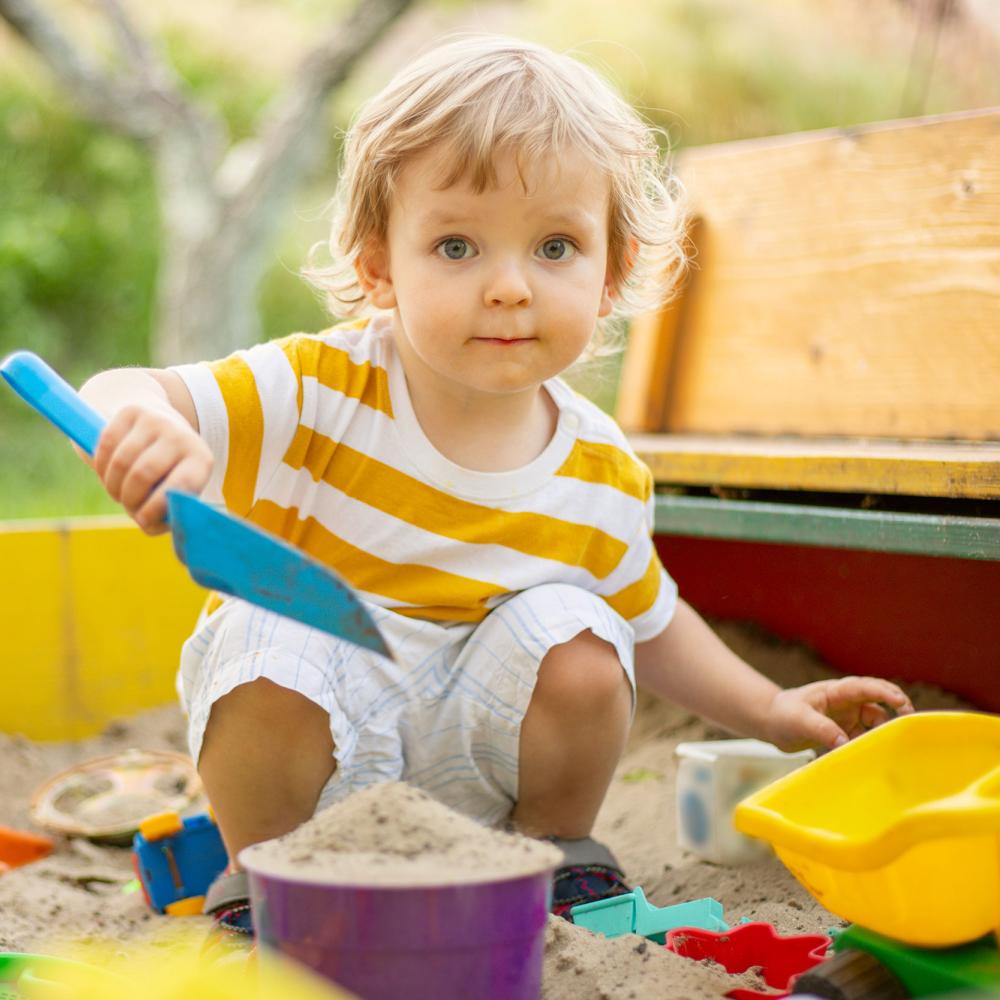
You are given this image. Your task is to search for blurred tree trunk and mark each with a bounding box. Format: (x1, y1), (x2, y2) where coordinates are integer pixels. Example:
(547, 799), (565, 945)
(0, 0), (414, 363)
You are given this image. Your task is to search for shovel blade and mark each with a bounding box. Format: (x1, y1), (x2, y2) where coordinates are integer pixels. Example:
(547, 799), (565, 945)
(167, 491), (391, 659)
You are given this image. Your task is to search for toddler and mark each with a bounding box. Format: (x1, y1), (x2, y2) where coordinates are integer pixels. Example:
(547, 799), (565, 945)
(79, 35), (912, 935)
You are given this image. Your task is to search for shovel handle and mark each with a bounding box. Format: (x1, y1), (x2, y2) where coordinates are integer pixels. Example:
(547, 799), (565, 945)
(0, 351), (106, 457)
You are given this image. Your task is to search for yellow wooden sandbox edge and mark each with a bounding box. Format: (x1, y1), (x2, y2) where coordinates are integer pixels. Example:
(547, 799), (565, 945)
(0, 517), (205, 740)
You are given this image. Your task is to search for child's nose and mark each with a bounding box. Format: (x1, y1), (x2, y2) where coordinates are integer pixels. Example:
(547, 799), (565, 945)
(484, 260), (532, 307)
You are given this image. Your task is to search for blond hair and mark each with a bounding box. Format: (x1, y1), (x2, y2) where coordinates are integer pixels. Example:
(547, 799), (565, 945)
(305, 35), (687, 350)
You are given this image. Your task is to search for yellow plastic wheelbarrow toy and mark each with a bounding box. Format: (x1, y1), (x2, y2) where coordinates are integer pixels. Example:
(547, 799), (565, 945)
(735, 711), (1000, 998)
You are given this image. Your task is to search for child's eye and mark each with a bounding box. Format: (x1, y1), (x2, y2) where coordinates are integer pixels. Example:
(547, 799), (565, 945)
(436, 237), (476, 260)
(537, 238), (576, 261)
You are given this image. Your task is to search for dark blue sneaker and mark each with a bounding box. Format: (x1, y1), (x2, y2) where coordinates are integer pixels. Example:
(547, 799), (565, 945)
(547, 837), (631, 919)
(203, 870), (254, 957)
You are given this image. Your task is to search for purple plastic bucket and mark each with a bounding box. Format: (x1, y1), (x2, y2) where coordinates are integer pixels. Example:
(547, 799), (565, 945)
(241, 857), (555, 1000)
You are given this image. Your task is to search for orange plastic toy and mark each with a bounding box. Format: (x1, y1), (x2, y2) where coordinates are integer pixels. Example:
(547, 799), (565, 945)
(0, 825), (54, 873)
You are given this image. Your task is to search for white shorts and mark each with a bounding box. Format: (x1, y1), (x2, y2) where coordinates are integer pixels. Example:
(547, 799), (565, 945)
(178, 584), (637, 826)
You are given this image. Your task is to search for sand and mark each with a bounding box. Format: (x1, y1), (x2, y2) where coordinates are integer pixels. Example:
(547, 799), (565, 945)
(243, 781), (562, 885)
(0, 621), (970, 997)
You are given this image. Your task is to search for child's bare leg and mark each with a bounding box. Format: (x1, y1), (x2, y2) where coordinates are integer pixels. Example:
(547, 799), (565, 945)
(197, 678), (336, 864)
(512, 630), (632, 839)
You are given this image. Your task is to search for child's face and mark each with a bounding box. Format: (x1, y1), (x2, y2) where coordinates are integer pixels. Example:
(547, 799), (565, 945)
(362, 145), (615, 403)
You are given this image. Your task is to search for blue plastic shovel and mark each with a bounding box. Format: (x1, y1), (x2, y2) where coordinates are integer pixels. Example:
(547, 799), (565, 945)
(1, 351), (391, 659)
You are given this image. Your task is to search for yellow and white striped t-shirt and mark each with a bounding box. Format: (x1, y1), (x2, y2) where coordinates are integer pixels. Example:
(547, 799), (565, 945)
(171, 321), (676, 641)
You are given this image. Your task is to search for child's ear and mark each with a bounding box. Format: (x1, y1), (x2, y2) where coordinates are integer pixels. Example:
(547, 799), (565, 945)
(598, 282), (615, 319)
(599, 237), (639, 318)
(355, 241), (397, 310)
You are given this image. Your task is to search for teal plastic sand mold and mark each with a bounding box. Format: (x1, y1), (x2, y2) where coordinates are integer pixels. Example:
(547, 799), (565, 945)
(571, 887), (728, 944)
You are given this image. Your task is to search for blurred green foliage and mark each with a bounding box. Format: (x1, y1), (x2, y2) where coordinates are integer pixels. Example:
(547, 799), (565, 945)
(0, 0), (995, 518)
(162, 26), (278, 144)
(524, 0), (957, 146)
(0, 32), (329, 518)
(0, 78), (157, 375)
(0, 73), (157, 516)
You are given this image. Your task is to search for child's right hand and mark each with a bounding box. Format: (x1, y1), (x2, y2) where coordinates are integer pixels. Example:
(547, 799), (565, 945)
(91, 403), (213, 535)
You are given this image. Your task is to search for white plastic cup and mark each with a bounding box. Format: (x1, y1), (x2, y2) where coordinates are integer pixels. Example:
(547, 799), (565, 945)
(675, 739), (815, 864)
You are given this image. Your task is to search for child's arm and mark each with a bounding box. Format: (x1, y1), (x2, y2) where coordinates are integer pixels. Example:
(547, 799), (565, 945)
(634, 598), (913, 751)
(78, 368), (213, 535)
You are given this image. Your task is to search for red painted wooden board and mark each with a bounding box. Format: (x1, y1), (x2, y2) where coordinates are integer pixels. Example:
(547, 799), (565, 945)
(656, 536), (1000, 712)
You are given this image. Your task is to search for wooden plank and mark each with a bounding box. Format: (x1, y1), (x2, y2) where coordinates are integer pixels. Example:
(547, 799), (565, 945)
(648, 108), (1000, 440)
(656, 537), (1000, 711)
(617, 217), (702, 433)
(630, 434), (1000, 498)
(0, 527), (69, 737)
(0, 518), (204, 739)
(653, 494), (1000, 560)
(617, 310), (675, 432)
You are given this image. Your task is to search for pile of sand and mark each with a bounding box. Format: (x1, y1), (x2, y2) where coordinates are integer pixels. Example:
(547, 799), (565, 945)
(542, 917), (769, 1000)
(243, 781), (561, 885)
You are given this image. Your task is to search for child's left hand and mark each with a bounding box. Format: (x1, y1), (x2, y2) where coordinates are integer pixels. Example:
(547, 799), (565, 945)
(765, 676), (915, 752)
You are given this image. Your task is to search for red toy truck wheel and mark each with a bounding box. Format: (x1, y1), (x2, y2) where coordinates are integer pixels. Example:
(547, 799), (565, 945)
(131, 852), (153, 910)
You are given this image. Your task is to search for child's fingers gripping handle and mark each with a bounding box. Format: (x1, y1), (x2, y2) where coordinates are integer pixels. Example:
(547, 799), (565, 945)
(0, 351), (106, 458)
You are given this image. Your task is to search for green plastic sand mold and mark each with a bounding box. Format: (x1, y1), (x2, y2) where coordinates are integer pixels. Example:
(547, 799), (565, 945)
(0, 953), (116, 999)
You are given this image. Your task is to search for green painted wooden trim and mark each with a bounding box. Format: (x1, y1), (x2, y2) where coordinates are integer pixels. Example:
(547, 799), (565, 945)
(653, 495), (1000, 561)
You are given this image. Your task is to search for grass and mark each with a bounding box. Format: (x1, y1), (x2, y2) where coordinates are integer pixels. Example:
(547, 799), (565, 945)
(0, 414), (118, 521)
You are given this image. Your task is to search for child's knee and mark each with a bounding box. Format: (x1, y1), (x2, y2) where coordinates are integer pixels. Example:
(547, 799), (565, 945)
(535, 630), (632, 718)
(204, 678), (334, 752)
(211, 677), (301, 721)
(200, 678), (336, 807)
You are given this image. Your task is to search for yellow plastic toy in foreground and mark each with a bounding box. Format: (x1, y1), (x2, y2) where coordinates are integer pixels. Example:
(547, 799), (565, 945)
(735, 711), (1000, 948)
(16, 936), (355, 1000)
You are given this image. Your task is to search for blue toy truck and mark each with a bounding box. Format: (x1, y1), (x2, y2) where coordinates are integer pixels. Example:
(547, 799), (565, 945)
(132, 811), (227, 916)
